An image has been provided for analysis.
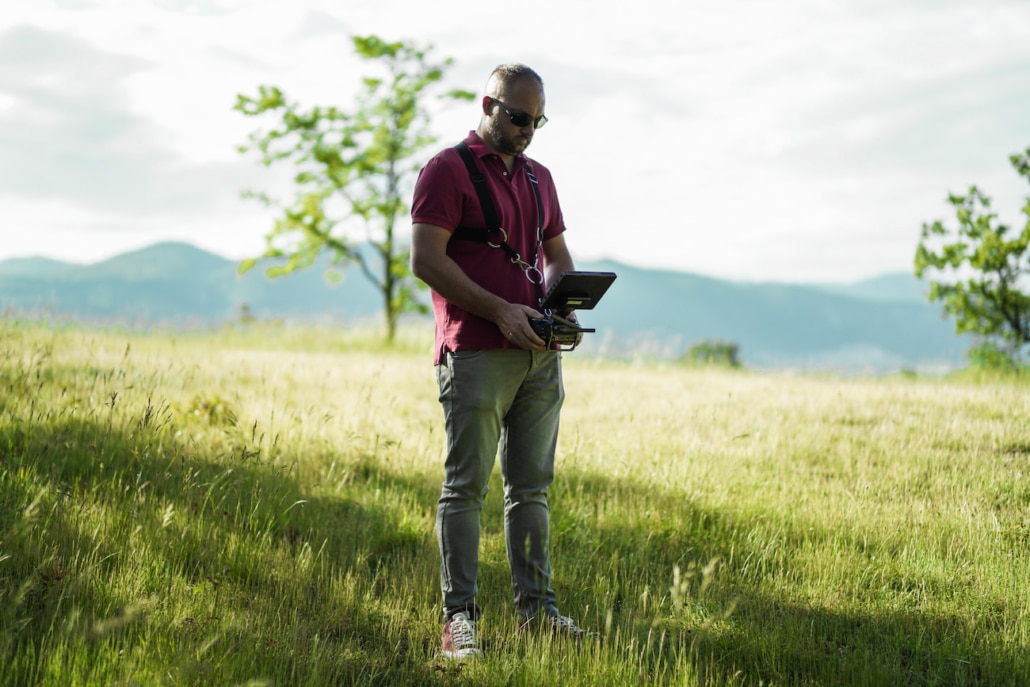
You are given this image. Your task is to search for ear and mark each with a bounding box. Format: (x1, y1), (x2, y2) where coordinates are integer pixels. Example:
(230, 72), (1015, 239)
(481, 96), (494, 116)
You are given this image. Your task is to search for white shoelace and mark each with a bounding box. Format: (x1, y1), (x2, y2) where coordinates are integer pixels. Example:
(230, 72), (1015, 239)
(448, 615), (478, 650)
(551, 615), (585, 636)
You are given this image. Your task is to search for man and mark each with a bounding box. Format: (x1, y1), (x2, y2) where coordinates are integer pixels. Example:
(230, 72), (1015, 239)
(410, 63), (586, 659)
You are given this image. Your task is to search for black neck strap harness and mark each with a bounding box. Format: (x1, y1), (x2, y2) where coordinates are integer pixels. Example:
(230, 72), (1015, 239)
(451, 141), (546, 303)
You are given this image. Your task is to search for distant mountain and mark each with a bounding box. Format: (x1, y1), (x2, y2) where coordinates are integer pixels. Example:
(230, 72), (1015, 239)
(0, 241), (382, 325)
(812, 272), (929, 304)
(0, 256), (72, 277)
(571, 259), (964, 369)
(0, 242), (967, 371)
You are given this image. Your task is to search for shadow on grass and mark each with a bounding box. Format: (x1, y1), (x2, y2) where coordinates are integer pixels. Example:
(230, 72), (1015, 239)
(549, 469), (1029, 686)
(2, 354), (1026, 685)
(0, 400), (447, 686)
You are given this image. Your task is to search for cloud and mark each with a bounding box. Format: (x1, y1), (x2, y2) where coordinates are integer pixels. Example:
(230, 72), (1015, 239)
(0, 24), (256, 216)
(295, 10), (352, 40)
(1, 0), (1027, 282)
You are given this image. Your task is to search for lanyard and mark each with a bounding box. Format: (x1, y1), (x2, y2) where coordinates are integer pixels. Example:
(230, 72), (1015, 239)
(451, 141), (546, 303)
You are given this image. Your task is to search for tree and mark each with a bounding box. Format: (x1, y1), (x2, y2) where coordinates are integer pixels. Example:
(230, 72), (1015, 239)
(681, 339), (742, 368)
(234, 35), (474, 342)
(914, 146), (1030, 366)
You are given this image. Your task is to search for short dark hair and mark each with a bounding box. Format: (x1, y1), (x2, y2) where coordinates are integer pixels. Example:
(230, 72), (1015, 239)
(488, 63), (544, 91)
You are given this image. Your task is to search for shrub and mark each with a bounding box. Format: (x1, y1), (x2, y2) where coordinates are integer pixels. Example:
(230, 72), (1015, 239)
(682, 339), (742, 368)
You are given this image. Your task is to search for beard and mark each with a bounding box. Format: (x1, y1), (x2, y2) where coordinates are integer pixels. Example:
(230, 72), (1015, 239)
(485, 117), (532, 156)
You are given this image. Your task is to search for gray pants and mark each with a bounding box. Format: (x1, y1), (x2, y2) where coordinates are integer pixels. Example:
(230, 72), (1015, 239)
(435, 348), (564, 621)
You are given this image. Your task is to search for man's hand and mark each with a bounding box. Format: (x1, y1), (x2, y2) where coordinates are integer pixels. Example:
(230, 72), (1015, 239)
(497, 303), (547, 351)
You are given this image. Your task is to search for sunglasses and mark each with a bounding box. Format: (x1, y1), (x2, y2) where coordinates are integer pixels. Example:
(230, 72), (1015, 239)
(489, 97), (548, 130)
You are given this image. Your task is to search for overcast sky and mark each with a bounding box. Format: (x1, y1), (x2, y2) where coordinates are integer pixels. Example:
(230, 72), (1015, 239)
(1, 0), (1028, 282)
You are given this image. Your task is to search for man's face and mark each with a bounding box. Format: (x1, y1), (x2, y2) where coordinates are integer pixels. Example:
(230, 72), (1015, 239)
(483, 78), (546, 157)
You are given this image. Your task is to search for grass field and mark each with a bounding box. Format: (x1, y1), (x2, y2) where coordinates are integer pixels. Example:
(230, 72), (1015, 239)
(1, 320), (1028, 686)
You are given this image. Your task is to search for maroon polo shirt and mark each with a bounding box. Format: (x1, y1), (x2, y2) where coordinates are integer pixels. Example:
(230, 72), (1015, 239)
(411, 131), (567, 363)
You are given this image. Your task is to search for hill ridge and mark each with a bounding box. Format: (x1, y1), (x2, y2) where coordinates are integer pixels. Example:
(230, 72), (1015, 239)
(0, 241), (963, 371)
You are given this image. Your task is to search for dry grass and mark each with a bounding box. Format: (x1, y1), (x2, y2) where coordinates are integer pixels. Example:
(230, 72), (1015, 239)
(1, 320), (1028, 686)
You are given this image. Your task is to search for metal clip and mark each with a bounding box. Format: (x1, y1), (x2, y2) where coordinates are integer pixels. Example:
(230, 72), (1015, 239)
(524, 265), (544, 285)
(487, 227), (508, 249)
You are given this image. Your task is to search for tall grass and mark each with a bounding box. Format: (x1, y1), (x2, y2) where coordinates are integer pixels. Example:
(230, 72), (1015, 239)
(1, 320), (1028, 686)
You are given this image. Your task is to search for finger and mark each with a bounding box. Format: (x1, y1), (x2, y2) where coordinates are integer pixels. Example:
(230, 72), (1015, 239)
(520, 305), (544, 319)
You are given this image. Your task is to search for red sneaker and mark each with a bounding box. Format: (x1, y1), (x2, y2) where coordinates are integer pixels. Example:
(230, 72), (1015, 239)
(441, 612), (481, 659)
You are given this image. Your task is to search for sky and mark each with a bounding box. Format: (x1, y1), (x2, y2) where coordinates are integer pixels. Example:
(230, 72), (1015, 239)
(1, 0), (1028, 283)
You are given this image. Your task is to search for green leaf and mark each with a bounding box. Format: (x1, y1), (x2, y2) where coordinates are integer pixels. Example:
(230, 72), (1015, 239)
(235, 33), (465, 343)
(914, 144), (1030, 360)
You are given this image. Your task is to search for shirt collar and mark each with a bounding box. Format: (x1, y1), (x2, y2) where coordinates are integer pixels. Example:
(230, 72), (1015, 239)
(463, 131), (531, 173)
